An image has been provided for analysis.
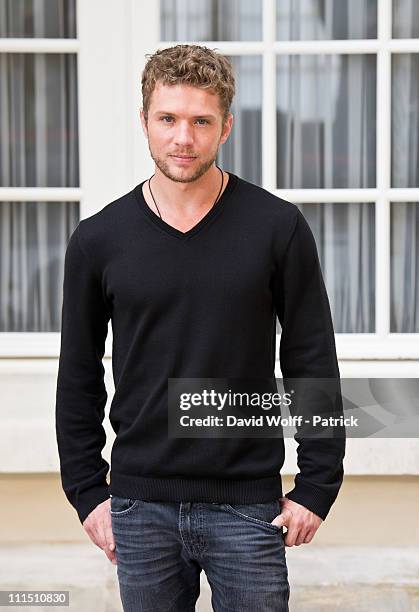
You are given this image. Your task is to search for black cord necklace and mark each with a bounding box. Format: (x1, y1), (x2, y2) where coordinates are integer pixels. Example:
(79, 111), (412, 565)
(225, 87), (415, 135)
(147, 165), (224, 221)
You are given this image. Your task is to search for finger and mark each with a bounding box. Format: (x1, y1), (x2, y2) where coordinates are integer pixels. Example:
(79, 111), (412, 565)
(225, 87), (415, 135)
(105, 525), (115, 550)
(84, 512), (116, 563)
(95, 522), (115, 562)
(284, 521), (301, 547)
(84, 522), (102, 550)
(104, 524), (117, 565)
(271, 514), (285, 528)
(303, 529), (315, 544)
(97, 520), (111, 547)
(109, 551), (117, 565)
(295, 527), (310, 546)
(97, 534), (116, 564)
(103, 547), (117, 564)
(274, 507), (293, 528)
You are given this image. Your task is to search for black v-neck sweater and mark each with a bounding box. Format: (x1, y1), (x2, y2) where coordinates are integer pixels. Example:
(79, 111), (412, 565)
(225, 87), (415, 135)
(55, 172), (345, 525)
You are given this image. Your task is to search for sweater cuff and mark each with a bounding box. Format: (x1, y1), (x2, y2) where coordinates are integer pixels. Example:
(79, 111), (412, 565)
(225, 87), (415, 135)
(76, 484), (110, 525)
(284, 482), (335, 521)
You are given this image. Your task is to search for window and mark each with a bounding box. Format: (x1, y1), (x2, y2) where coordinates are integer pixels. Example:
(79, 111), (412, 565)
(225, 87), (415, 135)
(161, 0), (263, 41)
(0, 0), (79, 335)
(2, 1), (417, 359)
(159, 0), (419, 358)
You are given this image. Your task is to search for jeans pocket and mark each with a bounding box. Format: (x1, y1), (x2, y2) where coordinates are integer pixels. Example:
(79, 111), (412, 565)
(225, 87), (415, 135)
(222, 500), (283, 533)
(110, 495), (139, 516)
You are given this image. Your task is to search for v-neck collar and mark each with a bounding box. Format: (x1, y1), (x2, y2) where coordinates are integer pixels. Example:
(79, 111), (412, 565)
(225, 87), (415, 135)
(133, 171), (238, 241)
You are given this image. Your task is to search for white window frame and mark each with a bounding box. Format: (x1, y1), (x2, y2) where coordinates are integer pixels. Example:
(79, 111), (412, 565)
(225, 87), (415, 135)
(0, 0), (418, 362)
(0, 0), (157, 358)
(156, 0), (419, 361)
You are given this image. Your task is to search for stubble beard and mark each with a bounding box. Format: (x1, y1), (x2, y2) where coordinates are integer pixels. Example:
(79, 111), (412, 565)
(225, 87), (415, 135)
(147, 142), (221, 184)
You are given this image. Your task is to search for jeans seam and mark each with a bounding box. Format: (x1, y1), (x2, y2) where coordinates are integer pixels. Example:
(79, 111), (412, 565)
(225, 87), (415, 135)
(223, 503), (282, 533)
(178, 503), (193, 557)
(110, 497), (140, 517)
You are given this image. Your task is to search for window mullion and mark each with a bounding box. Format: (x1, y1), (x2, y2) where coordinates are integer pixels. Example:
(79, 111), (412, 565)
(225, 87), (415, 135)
(262, 0), (276, 191)
(0, 39), (79, 53)
(376, 0), (392, 338)
(0, 188), (81, 201)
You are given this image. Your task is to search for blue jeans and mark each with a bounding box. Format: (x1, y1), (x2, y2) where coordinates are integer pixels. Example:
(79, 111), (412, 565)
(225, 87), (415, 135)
(110, 496), (290, 611)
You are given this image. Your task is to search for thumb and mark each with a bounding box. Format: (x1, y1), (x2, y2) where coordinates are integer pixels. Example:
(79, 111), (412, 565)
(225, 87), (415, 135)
(272, 507), (293, 528)
(105, 525), (116, 552)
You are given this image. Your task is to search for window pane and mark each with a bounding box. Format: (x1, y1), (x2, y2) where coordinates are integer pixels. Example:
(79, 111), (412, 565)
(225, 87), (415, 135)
(276, 54), (376, 188)
(392, 0), (419, 38)
(276, 0), (377, 40)
(0, 53), (79, 187)
(391, 202), (419, 332)
(0, 0), (76, 38)
(160, 0), (262, 41)
(0, 201), (79, 332)
(216, 55), (262, 185)
(298, 203), (375, 333)
(391, 54), (419, 188)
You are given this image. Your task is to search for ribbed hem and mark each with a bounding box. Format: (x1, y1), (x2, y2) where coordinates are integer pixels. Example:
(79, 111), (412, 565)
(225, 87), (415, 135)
(76, 484), (110, 525)
(285, 481), (336, 521)
(110, 472), (282, 504)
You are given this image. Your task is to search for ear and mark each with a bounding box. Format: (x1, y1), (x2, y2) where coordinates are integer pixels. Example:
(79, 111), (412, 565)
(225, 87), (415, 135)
(220, 112), (233, 145)
(140, 108), (148, 137)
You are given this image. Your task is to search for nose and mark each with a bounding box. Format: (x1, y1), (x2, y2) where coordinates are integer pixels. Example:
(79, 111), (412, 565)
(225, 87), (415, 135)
(173, 121), (194, 147)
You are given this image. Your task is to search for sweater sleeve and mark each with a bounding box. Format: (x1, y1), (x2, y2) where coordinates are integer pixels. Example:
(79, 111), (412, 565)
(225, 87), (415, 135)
(55, 223), (111, 525)
(273, 208), (346, 521)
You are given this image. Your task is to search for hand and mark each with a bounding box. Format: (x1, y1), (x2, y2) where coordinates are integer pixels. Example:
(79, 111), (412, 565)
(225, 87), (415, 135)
(82, 498), (117, 565)
(272, 496), (323, 547)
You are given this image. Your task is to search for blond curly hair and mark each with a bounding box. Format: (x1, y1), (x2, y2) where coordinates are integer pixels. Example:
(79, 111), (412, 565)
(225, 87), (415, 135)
(141, 44), (235, 126)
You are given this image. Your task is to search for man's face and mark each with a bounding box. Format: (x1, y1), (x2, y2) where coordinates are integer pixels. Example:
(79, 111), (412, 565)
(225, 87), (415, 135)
(140, 81), (233, 183)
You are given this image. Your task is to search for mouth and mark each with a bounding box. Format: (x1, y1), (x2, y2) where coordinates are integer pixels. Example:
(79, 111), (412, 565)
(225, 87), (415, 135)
(170, 155), (197, 163)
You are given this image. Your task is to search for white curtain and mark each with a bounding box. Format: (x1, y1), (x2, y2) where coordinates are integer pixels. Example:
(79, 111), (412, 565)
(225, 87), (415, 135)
(0, 0), (76, 38)
(161, 0), (262, 41)
(391, 203), (419, 333)
(275, 51), (377, 332)
(298, 203), (375, 333)
(217, 55), (262, 186)
(1, 0), (417, 333)
(391, 51), (419, 332)
(0, 201), (78, 331)
(0, 0), (78, 332)
(276, 0), (377, 40)
(275, 1), (418, 332)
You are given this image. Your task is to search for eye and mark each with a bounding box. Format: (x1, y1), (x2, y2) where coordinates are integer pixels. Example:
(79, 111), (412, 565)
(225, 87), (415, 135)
(159, 116), (209, 125)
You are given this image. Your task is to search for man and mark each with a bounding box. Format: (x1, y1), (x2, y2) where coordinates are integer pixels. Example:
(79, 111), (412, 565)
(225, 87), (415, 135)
(56, 44), (345, 611)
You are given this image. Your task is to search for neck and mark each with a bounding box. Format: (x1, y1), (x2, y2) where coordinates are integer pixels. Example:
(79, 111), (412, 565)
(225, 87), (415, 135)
(148, 165), (224, 214)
